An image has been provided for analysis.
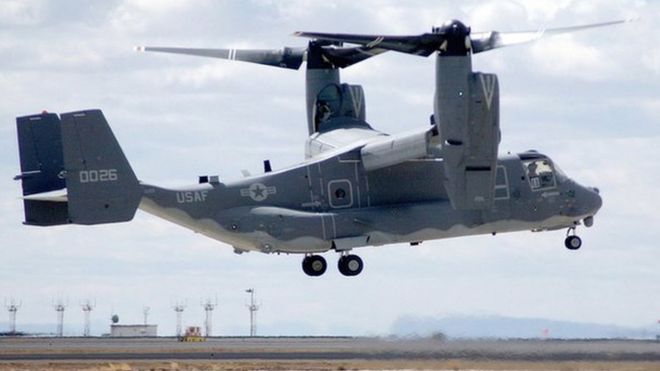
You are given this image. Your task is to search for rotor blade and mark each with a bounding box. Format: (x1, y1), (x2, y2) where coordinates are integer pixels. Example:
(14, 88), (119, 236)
(294, 31), (442, 56)
(135, 46), (305, 69)
(322, 46), (389, 68)
(471, 18), (636, 53)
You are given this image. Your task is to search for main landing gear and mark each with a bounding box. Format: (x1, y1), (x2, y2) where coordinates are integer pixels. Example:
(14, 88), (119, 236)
(302, 255), (327, 276)
(564, 227), (582, 250)
(338, 254), (363, 276)
(302, 254), (364, 277)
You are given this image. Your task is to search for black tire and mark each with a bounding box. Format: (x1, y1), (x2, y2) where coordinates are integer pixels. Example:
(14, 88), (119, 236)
(338, 256), (348, 276)
(301, 256), (313, 276)
(565, 235), (582, 250)
(338, 255), (363, 276)
(303, 255), (327, 276)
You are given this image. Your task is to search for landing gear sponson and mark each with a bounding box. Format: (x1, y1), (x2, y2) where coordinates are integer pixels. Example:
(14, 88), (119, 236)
(302, 254), (364, 277)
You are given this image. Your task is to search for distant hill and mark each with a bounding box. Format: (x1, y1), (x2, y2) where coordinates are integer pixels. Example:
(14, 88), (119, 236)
(391, 315), (660, 339)
(3, 316), (659, 338)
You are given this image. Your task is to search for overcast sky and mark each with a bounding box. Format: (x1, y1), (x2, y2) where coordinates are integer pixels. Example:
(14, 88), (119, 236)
(1, 0), (659, 337)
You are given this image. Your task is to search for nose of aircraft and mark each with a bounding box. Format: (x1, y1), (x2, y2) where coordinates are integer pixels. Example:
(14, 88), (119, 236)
(586, 186), (603, 215)
(568, 182), (603, 218)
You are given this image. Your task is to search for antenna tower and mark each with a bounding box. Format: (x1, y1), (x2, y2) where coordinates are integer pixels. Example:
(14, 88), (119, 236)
(245, 289), (260, 337)
(5, 298), (21, 333)
(143, 306), (150, 325)
(53, 299), (68, 337)
(80, 299), (96, 337)
(201, 297), (218, 337)
(172, 301), (186, 337)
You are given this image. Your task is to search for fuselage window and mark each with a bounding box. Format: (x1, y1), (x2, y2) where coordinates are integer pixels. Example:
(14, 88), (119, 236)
(524, 159), (556, 190)
(327, 179), (353, 209)
(494, 165), (510, 200)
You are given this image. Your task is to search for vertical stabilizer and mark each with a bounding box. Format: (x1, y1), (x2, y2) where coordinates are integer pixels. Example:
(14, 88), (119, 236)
(60, 110), (141, 224)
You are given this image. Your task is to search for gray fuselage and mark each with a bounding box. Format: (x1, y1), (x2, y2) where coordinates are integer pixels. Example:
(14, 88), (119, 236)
(139, 140), (602, 254)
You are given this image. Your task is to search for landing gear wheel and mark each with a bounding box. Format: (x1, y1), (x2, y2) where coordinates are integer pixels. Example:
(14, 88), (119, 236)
(338, 255), (364, 276)
(302, 255), (327, 276)
(565, 235), (582, 250)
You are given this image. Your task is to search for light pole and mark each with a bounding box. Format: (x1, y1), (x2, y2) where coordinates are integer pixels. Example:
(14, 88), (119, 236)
(245, 289), (259, 337)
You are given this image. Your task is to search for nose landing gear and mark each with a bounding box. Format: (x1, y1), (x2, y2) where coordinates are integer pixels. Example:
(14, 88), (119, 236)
(564, 227), (582, 250)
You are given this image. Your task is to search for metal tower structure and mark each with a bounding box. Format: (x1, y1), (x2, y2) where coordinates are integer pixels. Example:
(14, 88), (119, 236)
(143, 306), (150, 325)
(172, 301), (186, 337)
(53, 300), (67, 337)
(80, 299), (95, 337)
(245, 289), (260, 337)
(4, 298), (21, 333)
(201, 297), (218, 337)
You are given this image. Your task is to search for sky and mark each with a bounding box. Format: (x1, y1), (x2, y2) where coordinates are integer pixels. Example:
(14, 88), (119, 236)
(1, 0), (659, 337)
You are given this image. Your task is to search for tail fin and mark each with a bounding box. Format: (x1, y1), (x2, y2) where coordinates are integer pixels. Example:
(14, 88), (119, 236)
(15, 109), (141, 225)
(15, 112), (68, 226)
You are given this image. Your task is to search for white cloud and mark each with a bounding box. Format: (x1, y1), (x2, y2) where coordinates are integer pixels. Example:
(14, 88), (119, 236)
(642, 47), (660, 75)
(466, 0), (529, 30)
(109, 0), (206, 33)
(269, 0), (338, 22)
(521, 0), (574, 22)
(161, 63), (243, 87)
(0, 0), (47, 26)
(528, 35), (616, 81)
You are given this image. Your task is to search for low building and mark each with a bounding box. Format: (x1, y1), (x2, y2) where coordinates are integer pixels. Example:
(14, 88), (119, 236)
(110, 324), (157, 337)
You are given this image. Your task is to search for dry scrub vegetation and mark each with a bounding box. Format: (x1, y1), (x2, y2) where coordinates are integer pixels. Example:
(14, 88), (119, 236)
(1, 360), (660, 371)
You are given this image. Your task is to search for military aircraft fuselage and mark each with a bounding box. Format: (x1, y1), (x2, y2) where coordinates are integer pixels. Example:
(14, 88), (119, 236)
(139, 145), (602, 255)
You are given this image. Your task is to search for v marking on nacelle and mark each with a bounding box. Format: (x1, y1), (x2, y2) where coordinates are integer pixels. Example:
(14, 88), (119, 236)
(350, 86), (363, 115)
(479, 74), (496, 111)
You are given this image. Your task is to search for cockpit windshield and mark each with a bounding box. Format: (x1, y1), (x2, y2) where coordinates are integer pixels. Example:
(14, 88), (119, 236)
(523, 158), (556, 190)
(553, 162), (569, 182)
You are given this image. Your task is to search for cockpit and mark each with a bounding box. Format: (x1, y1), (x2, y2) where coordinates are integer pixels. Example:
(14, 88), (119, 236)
(519, 151), (567, 191)
(516, 150), (602, 249)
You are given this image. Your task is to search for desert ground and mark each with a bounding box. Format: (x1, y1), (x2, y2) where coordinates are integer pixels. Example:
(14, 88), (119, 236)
(1, 336), (659, 370)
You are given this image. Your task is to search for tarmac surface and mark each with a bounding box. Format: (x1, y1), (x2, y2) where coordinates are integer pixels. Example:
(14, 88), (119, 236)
(1, 336), (659, 362)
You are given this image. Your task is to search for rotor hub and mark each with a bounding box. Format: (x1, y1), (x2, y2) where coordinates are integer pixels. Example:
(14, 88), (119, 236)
(434, 19), (472, 56)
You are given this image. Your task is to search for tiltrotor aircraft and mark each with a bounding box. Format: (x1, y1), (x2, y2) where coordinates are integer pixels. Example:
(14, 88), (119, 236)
(16, 19), (623, 276)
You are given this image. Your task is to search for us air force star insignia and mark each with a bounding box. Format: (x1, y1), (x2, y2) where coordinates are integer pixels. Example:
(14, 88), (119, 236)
(240, 182), (277, 202)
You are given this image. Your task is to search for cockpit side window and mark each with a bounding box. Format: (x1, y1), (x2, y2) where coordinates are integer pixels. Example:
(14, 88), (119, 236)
(523, 159), (556, 191)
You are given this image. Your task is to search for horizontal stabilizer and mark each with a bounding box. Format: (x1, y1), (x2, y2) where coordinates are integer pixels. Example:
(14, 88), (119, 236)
(21, 189), (67, 202)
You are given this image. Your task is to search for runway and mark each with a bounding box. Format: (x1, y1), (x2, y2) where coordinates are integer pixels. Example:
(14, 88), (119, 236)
(1, 337), (659, 362)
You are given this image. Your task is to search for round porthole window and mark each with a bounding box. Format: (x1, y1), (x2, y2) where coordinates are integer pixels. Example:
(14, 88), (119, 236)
(335, 188), (346, 199)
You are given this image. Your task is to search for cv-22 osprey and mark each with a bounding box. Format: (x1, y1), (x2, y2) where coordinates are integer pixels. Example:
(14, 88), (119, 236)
(15, 19), (619, 277)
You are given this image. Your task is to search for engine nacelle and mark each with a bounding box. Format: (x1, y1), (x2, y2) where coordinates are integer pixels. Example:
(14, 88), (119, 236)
(435, 55), (500, 210)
